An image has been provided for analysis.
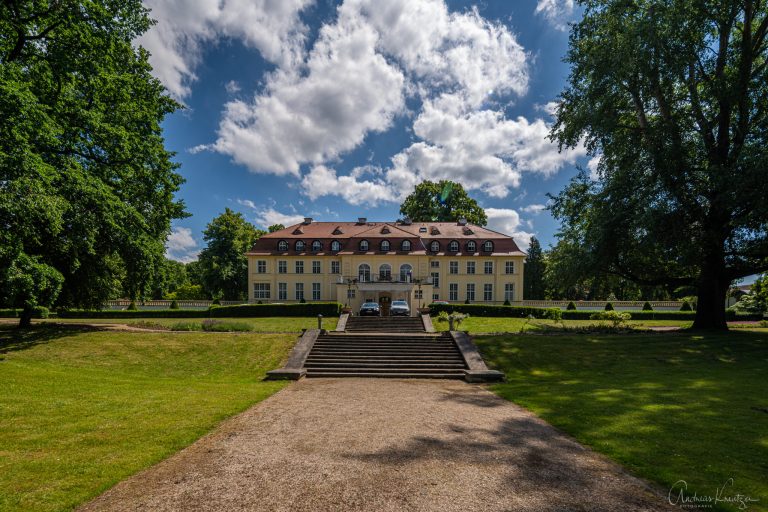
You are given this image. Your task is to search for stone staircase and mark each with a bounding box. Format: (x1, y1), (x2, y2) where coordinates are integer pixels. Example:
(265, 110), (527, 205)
(344, 316), (425, 333)
(304, 332), (467, 379)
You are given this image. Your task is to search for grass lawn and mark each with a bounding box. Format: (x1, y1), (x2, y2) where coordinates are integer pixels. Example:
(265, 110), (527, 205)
(33, 316), (337, 332)
(476, 331), (768, 511)
(0, 325), (295, 512)
(453, 316), (694, 333)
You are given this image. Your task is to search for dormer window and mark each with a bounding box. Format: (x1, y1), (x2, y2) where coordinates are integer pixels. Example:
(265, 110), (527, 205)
(277, 240), (288, 252)
(359, 240), (369, 251)
(380, 240), (391, 251)
(331, 240), (341, 252)
(430, 241), (440, 252)
(311, 240), (322, 252)
(449, 240), (459, 252)
(466, 241), (476, 252)
(295, 240), (305, 251)
(483, 240), (494, 252)
(401, 240), (411, 251)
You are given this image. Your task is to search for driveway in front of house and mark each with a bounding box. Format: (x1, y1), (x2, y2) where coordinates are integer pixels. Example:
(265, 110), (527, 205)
(80, 378), (674, 511)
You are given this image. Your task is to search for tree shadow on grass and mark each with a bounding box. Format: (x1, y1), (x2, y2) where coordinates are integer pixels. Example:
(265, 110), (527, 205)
(0, 324), (100, 355)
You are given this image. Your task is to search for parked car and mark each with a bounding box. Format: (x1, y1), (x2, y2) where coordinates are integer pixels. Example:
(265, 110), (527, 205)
(431, 300), (449, 305)
(390, 300), (410, 316)
(359, 302), (381, 316)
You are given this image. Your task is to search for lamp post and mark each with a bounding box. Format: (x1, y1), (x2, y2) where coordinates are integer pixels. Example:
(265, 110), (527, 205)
(344, 277), (358, 308)
(415, 278), (423, 310)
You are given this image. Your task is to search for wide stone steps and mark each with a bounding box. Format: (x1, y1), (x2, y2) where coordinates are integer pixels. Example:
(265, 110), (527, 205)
(344, 317), (425, 333)
(305, 331), (467, 379)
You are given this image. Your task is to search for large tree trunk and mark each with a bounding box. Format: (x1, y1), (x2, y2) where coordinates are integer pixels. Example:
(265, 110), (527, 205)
(692, 255), (729, 330)
(18, 307), (33, 328)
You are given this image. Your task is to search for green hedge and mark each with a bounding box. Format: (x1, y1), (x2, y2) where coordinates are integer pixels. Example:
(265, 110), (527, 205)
(426, 303), (762, 321)
(57, 302), (343, 319)
(0, 307), (50, 318)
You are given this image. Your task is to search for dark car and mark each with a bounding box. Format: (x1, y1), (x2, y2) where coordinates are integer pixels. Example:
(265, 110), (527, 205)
(359, 302), (381, 316)
(389, 300), (410, 316)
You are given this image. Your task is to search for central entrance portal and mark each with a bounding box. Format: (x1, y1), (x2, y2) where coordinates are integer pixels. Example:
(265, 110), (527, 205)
(379, 293), (392, 316)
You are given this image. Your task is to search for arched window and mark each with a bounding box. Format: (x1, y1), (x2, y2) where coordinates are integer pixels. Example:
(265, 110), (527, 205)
(379, 264), (392, 280)
(330, 240), (341, 252)
(277, 240), (288, 252)
(399, 264), (412, 282)
(311, 240), (322, 252)
(483, 240), (494, 252)
(401, 240), (411, 251)
(295, 240), (305, 251)
(359, 240), (369, 251)
(430, 241), (440, 252)
(380, 240), (390, 251)
(466, 241), (476, 252)
(449, 240), (459, 252)
(358, 264), (371, 282)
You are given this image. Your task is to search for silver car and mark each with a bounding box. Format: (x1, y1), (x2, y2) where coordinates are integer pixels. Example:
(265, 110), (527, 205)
(390, 300), (410, 316)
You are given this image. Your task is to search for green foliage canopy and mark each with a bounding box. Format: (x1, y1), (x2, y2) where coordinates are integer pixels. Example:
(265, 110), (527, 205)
(399, 180), (488, 226)
(523, 237), (546, 299)
(0, 0), (185, 324)
(551, 0), (768, 329)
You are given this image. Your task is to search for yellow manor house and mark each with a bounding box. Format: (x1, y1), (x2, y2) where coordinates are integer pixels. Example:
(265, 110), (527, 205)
(246, 217), (526, 316)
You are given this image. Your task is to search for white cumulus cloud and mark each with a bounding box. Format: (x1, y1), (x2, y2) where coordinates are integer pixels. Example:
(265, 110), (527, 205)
(485, 208), (534, 250)
(535, 0), (576, 31)
(165, 227), (199, 263)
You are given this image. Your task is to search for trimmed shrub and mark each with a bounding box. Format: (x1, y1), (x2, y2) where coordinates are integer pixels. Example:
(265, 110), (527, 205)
(127, 301), (138, 311)
(0, 307), (49, 319)
(503, 299), (511, 306)
(58, 302), (342, 319)
(604, 302), (614, 311)
(169, 321), (199, 331)
(299, 297), (307, 304)
(642, 301), (653, 311)
(464, 298), (470, 304)
(211, 298), (221, 306)
(680, 301), (692, 311)
(169, 300), (179, 310)
(566, 301), (577, 310)
(201, 319), (251, 332)
(590, 310), (631, 327)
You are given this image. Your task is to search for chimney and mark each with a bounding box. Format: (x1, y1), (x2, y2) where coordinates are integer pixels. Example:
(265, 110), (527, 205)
(357, 217), (367, 224)
(401, 217), (412, 225)
(303, 217), (313, 225)
(457, 217), (467, 226)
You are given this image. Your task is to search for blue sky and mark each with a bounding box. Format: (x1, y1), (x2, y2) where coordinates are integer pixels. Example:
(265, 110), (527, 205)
(142, 0), (587, 263)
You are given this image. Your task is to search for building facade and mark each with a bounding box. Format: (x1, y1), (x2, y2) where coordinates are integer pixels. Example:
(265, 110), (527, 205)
(246, 218), (526, 316)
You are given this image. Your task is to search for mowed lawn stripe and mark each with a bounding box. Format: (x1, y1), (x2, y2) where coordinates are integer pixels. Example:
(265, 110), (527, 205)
(0, 327), (294, 512)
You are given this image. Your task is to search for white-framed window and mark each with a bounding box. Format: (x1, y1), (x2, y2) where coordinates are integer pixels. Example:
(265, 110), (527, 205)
(466, 283), (475, 302)
(401, 240), (411, 251)
(484, 261), (493, 274)
(379, 263), (391, 280)
(278, 260), (287, 274)
(432, 293), (439, 301)
(295, 240), (305, 251)
(295, 260), (304, 274)
(257, 260), (267, 273)
(466, 261), (476, 274)
(449, 240), (459, 252)
(331, 261), (340, 274)
(414, 289), (423, 299)
(358, 264), (371, 282)
(331, 240), (341, 252)
(359, 240), (369, 251)
(430, 260), (440, 268)
(278, 240), (288, 251)
(449, 283), (458, 301)
(295, 283), (304, 301)
(347, 288), (356, 299)
(278, 282), (287, 300)
(311, 240), (322, 252)
(312, 283), (321, 300)
(399, 264), (412, 282)
(430, 272), (440, 288)
(312, 260), (321, 274)
(505, 261), (515, 274)
(466, 241), (476, 252)
(483, 240), (493, 252)
(449, 261), (458, 274)
(504, 283), (515, 301)
(484, 284), (493, 301)
(430, 241), (440, 252)
(253, 283), (270, 300)
(380, 240), (390, 251)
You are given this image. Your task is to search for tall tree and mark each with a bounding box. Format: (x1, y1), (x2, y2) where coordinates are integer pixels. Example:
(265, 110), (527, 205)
(198, 209), (265, 300)
(268, 224), (285, 233)
(523, 237), (547, 299)
(399, 180), (488, 226)
(551, 0), (768, 329)
(0, 0), (185, 326)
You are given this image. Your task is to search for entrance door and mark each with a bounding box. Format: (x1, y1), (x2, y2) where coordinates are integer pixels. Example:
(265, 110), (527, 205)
(379, 293), (392, 316)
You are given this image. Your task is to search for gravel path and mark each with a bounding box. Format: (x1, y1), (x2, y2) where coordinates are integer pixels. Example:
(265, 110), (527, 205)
(80, 379), (674, 511)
